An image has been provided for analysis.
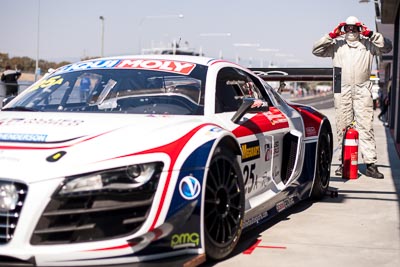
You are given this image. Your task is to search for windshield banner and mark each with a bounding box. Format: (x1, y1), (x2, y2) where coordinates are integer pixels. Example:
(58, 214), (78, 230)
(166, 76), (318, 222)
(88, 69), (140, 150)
(57, 59), (196, 75)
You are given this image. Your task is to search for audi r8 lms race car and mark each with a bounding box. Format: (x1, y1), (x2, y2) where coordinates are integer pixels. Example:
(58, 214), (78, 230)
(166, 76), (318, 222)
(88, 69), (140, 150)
(0, 55), (333, 266)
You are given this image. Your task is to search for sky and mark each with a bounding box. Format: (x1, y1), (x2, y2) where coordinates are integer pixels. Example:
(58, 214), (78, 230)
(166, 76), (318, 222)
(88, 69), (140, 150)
(0, 0), (377, 68)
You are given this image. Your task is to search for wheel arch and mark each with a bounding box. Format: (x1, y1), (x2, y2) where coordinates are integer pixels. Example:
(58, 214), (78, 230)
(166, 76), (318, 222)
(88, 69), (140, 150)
(321, 118), (333, 161)
(309, 118), (333, 199)
(215, 135), (242, 156)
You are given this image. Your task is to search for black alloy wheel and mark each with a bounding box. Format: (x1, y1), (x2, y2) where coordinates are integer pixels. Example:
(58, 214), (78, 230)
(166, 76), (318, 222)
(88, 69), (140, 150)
(311, 126), (332, 199)
(204, 147), (244, 261)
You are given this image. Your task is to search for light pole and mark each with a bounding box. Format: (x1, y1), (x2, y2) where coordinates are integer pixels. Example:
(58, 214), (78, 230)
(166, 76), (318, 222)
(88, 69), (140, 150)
(99, 16), (105, 57)
(138, 14), (184, 54)
(34, 0), (41, 82)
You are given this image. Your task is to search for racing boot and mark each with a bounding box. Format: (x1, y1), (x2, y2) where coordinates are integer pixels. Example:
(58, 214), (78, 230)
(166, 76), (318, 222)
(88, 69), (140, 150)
(334, 165), (342, 176)
(365, 163), (384, 179)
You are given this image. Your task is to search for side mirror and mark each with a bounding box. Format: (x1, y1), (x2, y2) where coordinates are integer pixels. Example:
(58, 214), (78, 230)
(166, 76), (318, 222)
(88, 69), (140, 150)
(231, 98), (269, 124)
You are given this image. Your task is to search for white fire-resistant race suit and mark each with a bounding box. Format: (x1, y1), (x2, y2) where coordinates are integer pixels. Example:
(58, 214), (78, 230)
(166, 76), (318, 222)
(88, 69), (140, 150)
(312, 31), (392, 164)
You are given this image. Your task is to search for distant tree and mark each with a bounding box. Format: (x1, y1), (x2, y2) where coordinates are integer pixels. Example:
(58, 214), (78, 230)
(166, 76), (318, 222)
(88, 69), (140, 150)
(0, 53), (10, 68)
(0, 52), (71, 73)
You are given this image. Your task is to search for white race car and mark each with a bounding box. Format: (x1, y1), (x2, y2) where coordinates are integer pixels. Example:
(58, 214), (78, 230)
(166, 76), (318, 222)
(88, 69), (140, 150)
(0, 55), (333, 266)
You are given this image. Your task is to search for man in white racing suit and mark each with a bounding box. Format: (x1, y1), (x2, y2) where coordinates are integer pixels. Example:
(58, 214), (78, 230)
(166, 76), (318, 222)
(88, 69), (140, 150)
(312, 16), (392, 179)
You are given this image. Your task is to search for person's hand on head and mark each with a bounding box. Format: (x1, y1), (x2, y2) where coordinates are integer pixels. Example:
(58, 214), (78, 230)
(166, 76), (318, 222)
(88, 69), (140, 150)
(359, 23), (373, 38)
(329, 22), (346, 39)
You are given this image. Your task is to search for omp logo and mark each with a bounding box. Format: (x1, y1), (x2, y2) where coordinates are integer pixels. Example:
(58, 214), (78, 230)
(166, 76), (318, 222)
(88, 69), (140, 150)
(241, 141), (260, 162)
(171, 232), (200, 249)
(179, 176), (201, 200)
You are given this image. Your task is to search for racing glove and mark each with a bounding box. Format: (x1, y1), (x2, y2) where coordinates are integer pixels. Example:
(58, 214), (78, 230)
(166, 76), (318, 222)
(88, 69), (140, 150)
(329, 22), (346, 39)
(359, 23), (373, 38)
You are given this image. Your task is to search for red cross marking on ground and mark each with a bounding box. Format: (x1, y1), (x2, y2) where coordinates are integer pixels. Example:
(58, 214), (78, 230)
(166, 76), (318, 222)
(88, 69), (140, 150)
(243, 239), (287, 255)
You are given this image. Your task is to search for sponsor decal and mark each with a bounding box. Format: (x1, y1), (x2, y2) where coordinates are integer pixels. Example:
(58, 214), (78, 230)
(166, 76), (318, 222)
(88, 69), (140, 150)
(243, 211), (269, 228)
(30, 76), (64, 91)
(179, 176), (201, 200)
(58, 60), (120, 72)
(265, 143), (272, 161)
(116, 59), (196, 75)
(58, 59), (196, 75)
(306, 126), (317, 136)
(209, 127), (222, 133)
(260, 172), (271, 188)
(273, 141), (279, 158)
(241, 140), (260, 162)
(171, 232), (200, 249)
(0, 155), (19, 163)
(266, 111), (288, 124)
(0, 133), (48, 142)
(276, 197), (295, 213)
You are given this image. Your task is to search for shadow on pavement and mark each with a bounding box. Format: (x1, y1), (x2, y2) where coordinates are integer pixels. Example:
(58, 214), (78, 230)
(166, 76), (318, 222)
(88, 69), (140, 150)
(200, 199), (315, 267)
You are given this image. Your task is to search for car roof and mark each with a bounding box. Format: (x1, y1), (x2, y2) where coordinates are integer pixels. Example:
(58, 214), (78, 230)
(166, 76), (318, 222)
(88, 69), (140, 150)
(79, 54), (228, 68)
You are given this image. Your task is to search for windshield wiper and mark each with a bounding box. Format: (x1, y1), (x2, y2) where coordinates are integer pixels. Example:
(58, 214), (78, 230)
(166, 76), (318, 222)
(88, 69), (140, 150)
(2, 106), (41, 112)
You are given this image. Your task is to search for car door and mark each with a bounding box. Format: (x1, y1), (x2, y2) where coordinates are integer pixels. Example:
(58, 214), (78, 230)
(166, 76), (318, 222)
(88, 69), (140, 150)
(214, 67), (291, 210)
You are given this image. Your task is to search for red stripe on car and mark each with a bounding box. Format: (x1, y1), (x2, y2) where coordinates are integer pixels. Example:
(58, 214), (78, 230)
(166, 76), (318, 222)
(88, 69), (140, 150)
(232, 107), (289, 137)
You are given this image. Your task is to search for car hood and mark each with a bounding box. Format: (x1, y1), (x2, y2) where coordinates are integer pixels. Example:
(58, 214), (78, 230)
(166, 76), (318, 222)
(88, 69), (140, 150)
(0, 112), (215, 182)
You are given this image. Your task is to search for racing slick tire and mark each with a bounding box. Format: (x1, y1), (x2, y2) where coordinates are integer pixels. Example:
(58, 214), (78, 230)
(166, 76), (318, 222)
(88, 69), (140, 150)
(311, 125), (332, 200)
(204, 147), (245, 261)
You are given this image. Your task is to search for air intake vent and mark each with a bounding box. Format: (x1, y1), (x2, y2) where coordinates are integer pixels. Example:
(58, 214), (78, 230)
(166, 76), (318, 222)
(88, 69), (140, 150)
(281, 134), (298, 184)
(0, 255), (35, 266)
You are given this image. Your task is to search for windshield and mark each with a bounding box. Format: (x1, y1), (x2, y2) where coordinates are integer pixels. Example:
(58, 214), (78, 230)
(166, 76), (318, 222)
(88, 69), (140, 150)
(4, 65), (207, 115)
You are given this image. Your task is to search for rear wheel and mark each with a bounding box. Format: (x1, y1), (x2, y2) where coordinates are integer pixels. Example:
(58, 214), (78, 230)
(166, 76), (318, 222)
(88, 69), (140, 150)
(311, 126), (332, 199)
(204, 147), (244, 260)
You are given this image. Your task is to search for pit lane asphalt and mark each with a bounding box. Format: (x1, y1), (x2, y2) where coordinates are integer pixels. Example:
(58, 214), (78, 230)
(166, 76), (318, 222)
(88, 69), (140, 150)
(202, 101), (400, 267)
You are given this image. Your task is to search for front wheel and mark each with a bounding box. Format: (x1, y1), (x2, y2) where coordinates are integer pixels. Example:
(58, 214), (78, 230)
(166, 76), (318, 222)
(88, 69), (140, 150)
(311, 126), (332, 200)
(204, 147), (244, 261)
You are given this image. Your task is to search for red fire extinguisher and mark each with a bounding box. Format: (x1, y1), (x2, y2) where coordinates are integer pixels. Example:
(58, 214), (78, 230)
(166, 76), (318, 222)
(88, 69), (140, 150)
(342, 125), (359, 179)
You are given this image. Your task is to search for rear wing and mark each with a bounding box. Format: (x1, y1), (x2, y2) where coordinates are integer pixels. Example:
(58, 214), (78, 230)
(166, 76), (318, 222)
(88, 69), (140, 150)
(249, 67), (342, 93)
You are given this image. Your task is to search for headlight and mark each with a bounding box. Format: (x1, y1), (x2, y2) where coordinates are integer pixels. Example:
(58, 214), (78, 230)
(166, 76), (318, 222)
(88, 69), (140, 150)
(58, 162), (162, 195)
(0, 183), (19, 211)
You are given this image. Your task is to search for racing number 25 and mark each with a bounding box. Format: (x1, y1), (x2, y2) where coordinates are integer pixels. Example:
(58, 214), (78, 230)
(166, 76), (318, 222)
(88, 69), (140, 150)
(243, 164), (257, 194)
